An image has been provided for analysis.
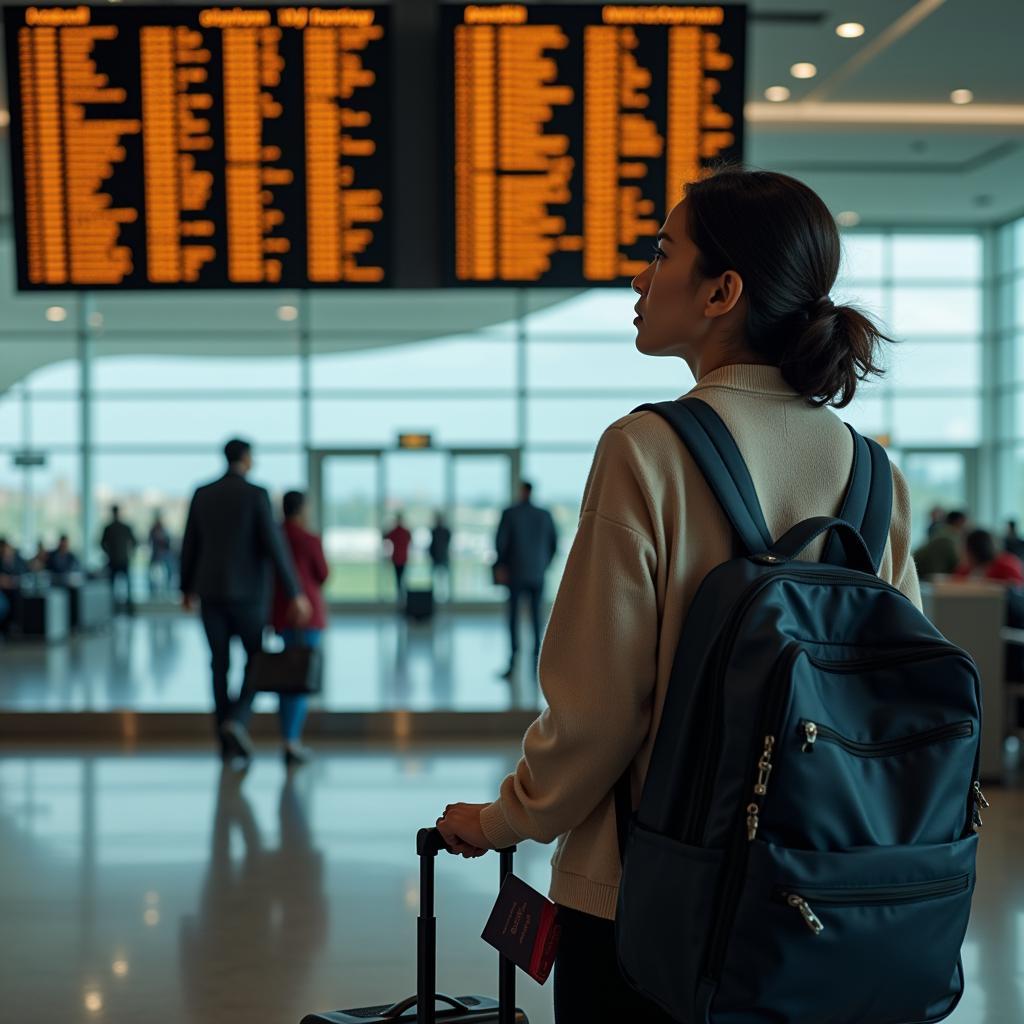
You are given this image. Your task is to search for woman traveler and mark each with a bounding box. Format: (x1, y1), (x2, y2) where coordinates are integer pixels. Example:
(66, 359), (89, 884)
(271, 490), (329, 766)
(435, 168), (922, 1021)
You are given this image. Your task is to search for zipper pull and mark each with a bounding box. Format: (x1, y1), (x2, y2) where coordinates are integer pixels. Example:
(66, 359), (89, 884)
(754, 735), (775, 796)
(786, 894), (824, 936)
(973, 781), (990, 830)
(801, 721), (818, 753)
(746, 802), (760, 841)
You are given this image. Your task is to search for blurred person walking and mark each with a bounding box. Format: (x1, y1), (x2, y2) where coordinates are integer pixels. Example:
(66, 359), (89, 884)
(494, 481), (558, 679)
(271, 491), (329, 767)
(101, 505), (137, 613)
(383, 513), (412, 602)
(180, 439), (310, 764)
(429, 513), (452, 601)
(149, 512), (175, 596)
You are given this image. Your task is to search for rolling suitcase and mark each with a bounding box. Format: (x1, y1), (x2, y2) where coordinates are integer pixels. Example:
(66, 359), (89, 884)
(405, 588), (435, 622)
(300, 827), (528, 1024)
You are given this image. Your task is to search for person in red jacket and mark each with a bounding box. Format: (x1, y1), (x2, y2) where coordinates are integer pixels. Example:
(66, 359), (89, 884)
(954, 528), (1024, 586)
(272, 491), (329, 766)
(383, 513), (412, 602)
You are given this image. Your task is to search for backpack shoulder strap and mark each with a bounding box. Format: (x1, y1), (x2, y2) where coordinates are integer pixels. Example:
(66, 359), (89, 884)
(824, 426), (893, 572)
(633, 398), (773, 556)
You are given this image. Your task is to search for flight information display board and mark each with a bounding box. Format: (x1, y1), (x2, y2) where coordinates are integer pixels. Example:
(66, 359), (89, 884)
(442, 4), (745, 286)
(3, 4), (389, 289)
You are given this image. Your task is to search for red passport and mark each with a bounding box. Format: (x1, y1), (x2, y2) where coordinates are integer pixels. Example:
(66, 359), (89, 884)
(481, 873), (561, 984)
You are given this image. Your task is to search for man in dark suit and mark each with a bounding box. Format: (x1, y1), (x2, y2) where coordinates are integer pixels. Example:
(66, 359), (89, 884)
(495, 481), (558, 679)
(180, 439), (310, 762)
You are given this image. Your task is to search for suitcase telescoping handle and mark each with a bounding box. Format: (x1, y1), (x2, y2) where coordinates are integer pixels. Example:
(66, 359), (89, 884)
(415, 828), (517, 1024)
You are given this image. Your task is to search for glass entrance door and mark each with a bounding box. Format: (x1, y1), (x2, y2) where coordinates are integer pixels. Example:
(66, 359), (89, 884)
(312, 447), (517, 605)
(318, 452), (383, 601)
(450, 451), (518, 601)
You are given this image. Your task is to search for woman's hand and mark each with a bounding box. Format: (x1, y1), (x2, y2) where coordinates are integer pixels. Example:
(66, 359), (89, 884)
(436, 802), (492, 858)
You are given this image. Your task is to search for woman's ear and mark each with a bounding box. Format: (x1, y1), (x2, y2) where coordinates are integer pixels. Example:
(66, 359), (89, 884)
(704, 270), (744, 319)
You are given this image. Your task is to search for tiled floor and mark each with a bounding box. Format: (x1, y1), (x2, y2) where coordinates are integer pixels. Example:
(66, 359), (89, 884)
(0, 743), (1021, 1024)
(0, 612), (541, 713)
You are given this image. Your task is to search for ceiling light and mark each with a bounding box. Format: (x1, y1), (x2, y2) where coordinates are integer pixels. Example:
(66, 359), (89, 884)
(950, 89), (974, 105)
(144, 908), (160, 926)
(790, 63), (817, 80)
(836, 211), (861, 228)
(835, 22), (865, 39)
(45, 306), (67, 322)
(277, 304), (298, 321)
(112, 959), (129, 978)
(0, 110), (9, 129)
(88, 311), (104, 329)
(764, 86), (791, 103)
(84, 990), (103, 1013)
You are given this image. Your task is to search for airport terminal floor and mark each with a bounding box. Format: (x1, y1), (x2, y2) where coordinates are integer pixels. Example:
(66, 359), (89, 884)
(1, 740), (1022, 1024)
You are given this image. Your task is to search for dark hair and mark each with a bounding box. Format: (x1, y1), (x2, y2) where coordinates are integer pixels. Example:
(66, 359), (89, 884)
(683, 167), (892, 408)
(111, 505), (120, 516)
(224, 438), (252, 464)
(283, 490), (305, 518)
(1009, 520), (1018, 531)
(521, 481), (534, 497)
(946, 510), (967, 528)
(965, 529), (996, 566)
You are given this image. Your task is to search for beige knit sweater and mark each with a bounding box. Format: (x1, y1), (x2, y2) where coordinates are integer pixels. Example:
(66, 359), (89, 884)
(479, 363), (922, 920)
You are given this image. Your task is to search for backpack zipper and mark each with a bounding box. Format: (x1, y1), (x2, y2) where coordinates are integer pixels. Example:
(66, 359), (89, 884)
(682, 568), (901, 845)
(777, 874), (970, 936)
(799, 719), (974, 757)
(703, 643), (802, 978)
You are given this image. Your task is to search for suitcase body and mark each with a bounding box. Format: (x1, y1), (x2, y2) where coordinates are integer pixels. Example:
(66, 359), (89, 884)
(405, 588), (435, 621)
(301, 829), (528, 1024)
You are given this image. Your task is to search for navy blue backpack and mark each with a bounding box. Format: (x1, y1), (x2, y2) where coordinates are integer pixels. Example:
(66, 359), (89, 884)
(616, 398), (984, 1024)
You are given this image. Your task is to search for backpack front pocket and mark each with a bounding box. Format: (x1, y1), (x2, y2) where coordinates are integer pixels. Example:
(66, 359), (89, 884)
(710, 836), (977, 1024)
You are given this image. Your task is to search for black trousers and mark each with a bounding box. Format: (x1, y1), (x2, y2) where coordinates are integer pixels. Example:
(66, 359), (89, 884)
(507, 582), (542, 663)
(553, 906), (677, 1023)
(200, 602), (264, 738)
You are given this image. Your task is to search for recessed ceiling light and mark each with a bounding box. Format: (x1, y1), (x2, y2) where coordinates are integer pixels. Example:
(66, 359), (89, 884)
(277, 304), (299, 321)
(111, 959), (129, 978)
(764, 86), (791, 103)
(950, 89), (974, 105)
(836, 211), (861, 228)
(790, 63), (818, 80)
(835, 22), (865, 39)
(45, 306), (67, 322)
(0, 110), (9, 129)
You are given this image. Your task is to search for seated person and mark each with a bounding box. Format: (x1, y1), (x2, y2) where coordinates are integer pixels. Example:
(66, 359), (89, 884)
(46, 535), (81, 576)
(28, 540), (48, 573)
(913, 510), (967, 580)
(954, 529), (1024, 586)
(0, 537), (27, 582)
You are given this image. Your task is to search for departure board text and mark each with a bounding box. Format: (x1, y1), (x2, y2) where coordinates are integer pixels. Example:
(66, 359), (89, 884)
(442, 4), (745, 286)
(3, 5), (390, 289)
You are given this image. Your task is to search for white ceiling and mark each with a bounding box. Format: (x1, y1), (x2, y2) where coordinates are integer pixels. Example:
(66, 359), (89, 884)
(0, 0), (1021, 226)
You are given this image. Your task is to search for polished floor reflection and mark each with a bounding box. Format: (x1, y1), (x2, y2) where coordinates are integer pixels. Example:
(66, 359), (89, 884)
(0, 612), (541, 713)
(0, 745), (1021, 1024)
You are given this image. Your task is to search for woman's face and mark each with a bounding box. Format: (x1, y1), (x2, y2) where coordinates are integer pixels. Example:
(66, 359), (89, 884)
(631, 199), (744, 367)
